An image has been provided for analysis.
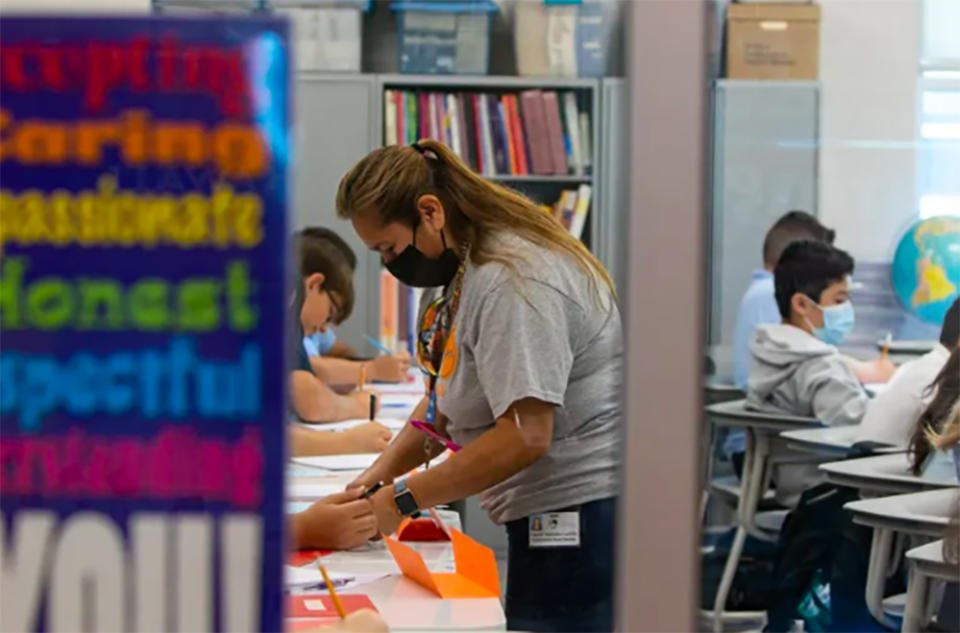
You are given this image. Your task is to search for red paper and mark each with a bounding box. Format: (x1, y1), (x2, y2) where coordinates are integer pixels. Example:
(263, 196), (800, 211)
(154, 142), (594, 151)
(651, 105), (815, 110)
(286, 594), (377, 619)
(287, 550), (331, 567)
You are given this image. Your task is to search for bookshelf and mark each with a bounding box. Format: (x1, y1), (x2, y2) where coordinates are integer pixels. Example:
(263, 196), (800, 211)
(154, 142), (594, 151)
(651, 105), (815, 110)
(375, 74), (602, 250)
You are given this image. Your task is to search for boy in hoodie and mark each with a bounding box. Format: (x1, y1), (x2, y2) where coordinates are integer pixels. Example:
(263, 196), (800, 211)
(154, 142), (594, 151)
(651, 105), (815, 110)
(747, 240), (869, 426)
(747, 241), (873, 507)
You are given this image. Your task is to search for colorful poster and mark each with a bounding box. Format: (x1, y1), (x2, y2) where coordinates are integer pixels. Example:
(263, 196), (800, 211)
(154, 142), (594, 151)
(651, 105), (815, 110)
(0, 16), (289, 632)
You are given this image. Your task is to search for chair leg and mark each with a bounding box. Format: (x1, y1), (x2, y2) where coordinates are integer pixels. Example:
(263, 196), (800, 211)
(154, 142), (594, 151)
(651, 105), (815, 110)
(902, 566), (928, 632)
(713, 525), (748, 633)
(866, 528), (898, 629)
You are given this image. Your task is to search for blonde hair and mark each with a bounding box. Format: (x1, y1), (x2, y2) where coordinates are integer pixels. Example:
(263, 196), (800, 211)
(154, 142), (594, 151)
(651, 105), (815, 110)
(335, 140), (615, 300)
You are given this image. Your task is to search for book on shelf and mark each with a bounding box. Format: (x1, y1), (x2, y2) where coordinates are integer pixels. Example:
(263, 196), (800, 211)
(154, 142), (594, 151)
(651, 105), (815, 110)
(383, 88), (592, 180)
(549, 185), (592, 240)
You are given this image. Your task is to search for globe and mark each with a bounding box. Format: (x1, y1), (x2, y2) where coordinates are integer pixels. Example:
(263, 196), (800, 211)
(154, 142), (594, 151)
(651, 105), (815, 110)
(890, 216), (960, 325)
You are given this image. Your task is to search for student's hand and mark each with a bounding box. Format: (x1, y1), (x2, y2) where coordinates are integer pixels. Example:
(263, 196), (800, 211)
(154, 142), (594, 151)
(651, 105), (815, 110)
(349, 389), (380, 418)
(844, 355), (897, 383)
(344, 422), (393, 453)
(290, 489), (378, 550)
(346, 467), (391, 493)
(369, 353), (411, 383)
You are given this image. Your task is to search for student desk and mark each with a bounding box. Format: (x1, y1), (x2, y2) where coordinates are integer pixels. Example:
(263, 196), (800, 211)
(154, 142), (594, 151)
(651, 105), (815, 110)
(820, 452), (959, 495)
(844, 489), (958, 629)
(903, 540), (959, 632)
(705, 400), (820, 633)
(780, 426), (903, 458)
(285, 469), (507, 631)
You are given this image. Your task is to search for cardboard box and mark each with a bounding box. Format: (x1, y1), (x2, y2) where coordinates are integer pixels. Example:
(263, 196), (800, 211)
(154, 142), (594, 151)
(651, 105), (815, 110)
(726, 3), (821, 80)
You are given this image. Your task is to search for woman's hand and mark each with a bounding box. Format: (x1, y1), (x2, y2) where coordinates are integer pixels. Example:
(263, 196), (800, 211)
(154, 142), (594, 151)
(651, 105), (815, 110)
(344, 422), (393, 453)
(290, 489), (378, 550)
(369, 352), (411, 383)
(368, 485), (404, 537)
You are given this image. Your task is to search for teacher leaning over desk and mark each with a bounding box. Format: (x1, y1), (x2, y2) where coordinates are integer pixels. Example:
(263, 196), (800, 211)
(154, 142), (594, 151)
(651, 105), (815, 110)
(336, 140), (624, 633)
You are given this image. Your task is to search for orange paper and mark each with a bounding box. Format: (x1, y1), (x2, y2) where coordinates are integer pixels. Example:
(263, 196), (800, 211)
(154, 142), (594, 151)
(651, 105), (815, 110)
(384, 528), (500, 598)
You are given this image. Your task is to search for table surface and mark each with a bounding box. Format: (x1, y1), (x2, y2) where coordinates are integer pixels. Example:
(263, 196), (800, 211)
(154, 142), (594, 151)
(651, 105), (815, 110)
(906, 540), (960, 581)
(821, 452), (959, 495)
(844, 488), (957, 536)
(780, 426), (903, 457)
(285, 390), (506, 631)
(706, 399), (822, 431)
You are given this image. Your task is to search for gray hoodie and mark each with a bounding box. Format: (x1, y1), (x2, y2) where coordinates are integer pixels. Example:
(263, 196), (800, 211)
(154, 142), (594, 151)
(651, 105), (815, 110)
(746, 324), (869, 505)
(747, 324), (868, 426)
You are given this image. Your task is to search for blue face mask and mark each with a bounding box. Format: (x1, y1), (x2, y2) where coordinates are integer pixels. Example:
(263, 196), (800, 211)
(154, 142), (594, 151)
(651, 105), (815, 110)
(302, 329), (336, 357)
(811, 301), (855, 346)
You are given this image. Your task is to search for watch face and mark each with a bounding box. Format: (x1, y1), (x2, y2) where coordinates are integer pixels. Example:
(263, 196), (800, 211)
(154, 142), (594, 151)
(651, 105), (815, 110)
(395, 491), (418, 516)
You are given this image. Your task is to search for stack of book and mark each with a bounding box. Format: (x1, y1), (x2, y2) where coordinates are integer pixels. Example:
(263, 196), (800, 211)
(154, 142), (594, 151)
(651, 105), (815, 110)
(384, 88), (592, 178)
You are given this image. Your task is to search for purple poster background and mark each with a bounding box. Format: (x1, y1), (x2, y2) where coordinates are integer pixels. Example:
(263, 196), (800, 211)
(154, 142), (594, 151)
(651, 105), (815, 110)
(0, 16), (289, 632)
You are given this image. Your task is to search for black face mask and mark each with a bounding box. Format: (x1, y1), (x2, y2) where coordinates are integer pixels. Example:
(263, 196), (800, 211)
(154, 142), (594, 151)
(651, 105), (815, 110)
(385, 224), (460, 288)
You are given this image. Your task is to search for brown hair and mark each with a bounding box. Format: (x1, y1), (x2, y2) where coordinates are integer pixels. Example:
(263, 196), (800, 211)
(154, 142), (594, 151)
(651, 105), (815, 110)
(335, 140), (615, 300)
(294, 231), (354, 324)
(909, 347), (960, 474)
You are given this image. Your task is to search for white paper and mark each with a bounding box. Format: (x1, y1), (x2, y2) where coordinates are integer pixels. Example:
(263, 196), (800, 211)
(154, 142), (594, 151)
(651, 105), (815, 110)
(287, 464), (331, 478)
(286, 501), (313, 514)
(291, 454), (380, 471)
(285, 565), (353, 589)
(287, 482), (341, 501)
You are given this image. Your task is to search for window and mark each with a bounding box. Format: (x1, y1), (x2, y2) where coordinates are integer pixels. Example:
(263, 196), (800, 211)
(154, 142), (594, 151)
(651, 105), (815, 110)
(917, 0), (960, 219)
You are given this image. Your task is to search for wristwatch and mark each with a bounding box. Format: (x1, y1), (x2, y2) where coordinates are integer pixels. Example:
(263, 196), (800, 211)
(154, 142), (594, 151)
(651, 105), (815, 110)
(393, 479), (419, 517)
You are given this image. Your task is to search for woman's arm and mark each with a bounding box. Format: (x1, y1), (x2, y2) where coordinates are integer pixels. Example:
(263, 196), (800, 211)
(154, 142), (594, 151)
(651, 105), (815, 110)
(290, 370), (375, 422)
(289, 423), (392, 457)
(369, 397), (553, 533)
(349, 396), (445, 487)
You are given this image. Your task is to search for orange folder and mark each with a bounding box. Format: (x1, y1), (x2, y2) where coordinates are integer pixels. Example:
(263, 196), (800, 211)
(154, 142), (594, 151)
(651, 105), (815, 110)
(384, 528), (500, 598)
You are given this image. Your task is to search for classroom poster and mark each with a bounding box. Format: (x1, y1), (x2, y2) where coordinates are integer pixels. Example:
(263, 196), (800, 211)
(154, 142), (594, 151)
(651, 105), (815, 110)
(0, 16), (289, 632)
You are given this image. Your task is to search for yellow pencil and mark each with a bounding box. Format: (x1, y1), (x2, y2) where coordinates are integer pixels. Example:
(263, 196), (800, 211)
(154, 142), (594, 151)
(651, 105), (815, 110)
(882, 332), (892, 360)
(318, 565), (346, 619)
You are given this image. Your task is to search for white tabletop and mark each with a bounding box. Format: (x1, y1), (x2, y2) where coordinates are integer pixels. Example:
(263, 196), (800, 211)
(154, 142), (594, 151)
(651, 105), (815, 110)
(284, 449), (506, 631)
(706, 399), (821, 432)
(906, 540), (960, 581)
(821, 452), (959, 495)
(780, 426), (903, 457)
(844, 488), (958, 536)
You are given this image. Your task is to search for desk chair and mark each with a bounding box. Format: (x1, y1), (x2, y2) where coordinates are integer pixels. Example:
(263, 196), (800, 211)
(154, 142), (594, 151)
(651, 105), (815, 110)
(701, 382), (746, 525)
(705, 400), (821, 632)
(844, 488), (958, 628)
(903, 540), (959, 632)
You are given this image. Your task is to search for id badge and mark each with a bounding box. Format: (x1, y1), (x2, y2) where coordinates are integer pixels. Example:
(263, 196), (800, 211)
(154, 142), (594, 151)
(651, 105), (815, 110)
(528, 512), (580, 548)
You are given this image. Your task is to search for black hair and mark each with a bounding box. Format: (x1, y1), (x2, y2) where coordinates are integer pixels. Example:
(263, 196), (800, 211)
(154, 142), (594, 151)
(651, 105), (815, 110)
(774, 240), (855, 320)
(939, 297), (960, 348)
(763, 210), (836, 267)
(299, 227), (357, 271)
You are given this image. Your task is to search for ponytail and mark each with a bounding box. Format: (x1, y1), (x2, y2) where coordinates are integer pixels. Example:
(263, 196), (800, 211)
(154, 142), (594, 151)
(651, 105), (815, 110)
(336, 141), (615, 302)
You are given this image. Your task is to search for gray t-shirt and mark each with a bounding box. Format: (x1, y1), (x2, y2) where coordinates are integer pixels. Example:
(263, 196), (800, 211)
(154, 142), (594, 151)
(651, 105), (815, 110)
(425, 233), (623, 524)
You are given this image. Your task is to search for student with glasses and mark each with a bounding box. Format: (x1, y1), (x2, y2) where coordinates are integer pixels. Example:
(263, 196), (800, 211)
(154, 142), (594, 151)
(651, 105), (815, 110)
(336, 140), (624, 632)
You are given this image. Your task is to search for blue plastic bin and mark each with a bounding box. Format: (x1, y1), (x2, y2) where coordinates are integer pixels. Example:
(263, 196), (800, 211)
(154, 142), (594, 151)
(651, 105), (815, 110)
(390, 1), (499, 75)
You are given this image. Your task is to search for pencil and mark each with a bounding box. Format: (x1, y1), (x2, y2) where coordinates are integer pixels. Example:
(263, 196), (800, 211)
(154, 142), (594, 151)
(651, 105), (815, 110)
(318, 565), (346, 619)
(358, 362), (366, 390)
(368, 393), (375, 421)
(881, 332), (892, 360)
(365, 335), (393, 356)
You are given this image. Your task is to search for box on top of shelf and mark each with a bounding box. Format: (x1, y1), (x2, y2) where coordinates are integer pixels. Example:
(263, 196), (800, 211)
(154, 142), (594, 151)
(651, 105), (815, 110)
(514, 0), (619, 78)
(269, 0), (371, 72)
(726, 3), (821, 80)
(390, 1), (499, 75)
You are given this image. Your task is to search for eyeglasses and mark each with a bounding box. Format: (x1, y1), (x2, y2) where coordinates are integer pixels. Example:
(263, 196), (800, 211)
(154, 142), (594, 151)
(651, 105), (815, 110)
(325, 290), (343, 324)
